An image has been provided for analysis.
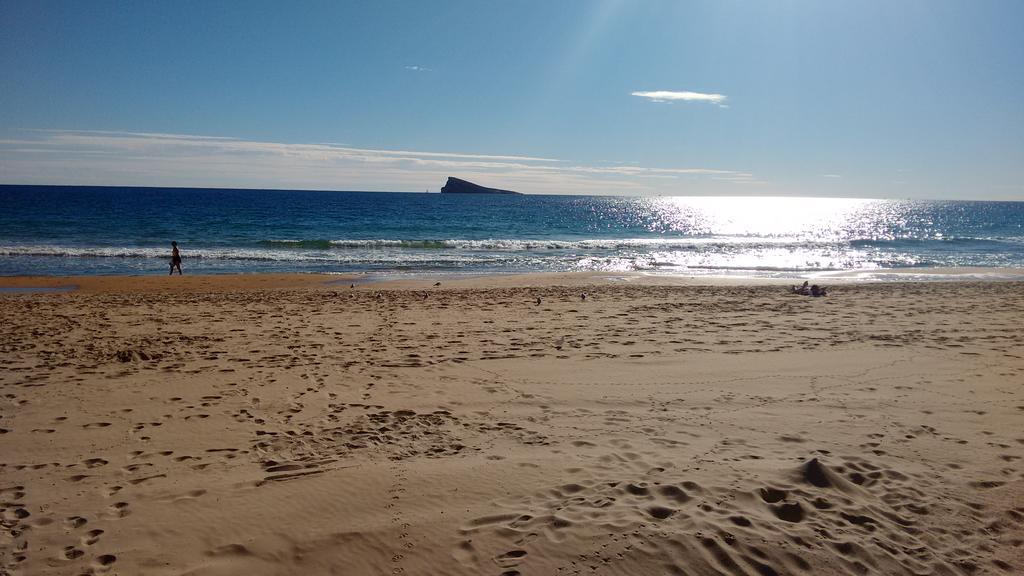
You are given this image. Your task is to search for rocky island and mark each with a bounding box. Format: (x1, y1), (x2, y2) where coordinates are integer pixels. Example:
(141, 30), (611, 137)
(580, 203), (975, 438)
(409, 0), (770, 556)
(439, 177), (521, 195)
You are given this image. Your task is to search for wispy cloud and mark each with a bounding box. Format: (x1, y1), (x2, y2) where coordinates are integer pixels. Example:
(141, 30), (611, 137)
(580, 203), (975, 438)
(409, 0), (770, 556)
(404, 65), (432, 72)
(632, 90), (727, 105)
(0, 129), (756, 195)
(27, 128), (240, 141)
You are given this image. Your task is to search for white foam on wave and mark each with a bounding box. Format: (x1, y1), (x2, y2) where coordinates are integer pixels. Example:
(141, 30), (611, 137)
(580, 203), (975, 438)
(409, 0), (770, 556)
(0, 244), (529, 264)
(0, 239), (958, 272)
(311, 237), (856, 250)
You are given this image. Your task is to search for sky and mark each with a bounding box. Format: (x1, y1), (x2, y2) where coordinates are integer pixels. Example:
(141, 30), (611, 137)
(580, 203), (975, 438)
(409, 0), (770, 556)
(1, 0), (1022, 199)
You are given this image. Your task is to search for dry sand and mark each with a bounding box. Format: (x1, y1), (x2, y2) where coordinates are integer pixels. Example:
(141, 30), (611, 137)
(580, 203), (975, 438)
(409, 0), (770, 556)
(1, 274), (1022, 575)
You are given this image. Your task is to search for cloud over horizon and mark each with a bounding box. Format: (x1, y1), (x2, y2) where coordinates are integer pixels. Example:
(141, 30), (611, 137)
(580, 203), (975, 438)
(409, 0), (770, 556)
(0, 129), (757, 195)
(631, 90), (727, 105)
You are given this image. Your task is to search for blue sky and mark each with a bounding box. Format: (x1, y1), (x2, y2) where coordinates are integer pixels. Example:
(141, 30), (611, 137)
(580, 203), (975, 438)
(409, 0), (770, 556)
(1, 0), (1021, 198)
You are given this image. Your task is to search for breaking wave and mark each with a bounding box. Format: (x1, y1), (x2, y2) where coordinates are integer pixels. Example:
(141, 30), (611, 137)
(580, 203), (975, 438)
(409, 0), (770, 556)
(255, 236), (1023, 251)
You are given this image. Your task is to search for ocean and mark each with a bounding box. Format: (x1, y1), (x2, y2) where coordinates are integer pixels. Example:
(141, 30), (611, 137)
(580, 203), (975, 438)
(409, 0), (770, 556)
(1, 185), (1023, 279)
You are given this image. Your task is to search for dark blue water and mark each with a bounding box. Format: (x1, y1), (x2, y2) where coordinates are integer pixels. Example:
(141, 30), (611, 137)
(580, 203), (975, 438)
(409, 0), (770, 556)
(1, 185), (1022, 278)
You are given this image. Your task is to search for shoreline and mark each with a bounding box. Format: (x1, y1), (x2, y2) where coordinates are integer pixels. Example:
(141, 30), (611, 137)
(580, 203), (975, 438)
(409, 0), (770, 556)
(2, 267), (1024, 293)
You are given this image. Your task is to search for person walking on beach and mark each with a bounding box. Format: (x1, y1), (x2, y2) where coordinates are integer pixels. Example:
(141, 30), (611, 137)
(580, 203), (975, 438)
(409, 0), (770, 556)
(169, 241), (183, 275)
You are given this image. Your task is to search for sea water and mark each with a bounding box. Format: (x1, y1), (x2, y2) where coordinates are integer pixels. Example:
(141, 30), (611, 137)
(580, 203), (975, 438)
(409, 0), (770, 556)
(1, 185), (1022, 279)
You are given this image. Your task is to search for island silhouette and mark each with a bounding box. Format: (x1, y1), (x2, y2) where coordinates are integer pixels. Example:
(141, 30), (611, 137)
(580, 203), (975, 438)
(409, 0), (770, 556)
(439, 177), (521, 195)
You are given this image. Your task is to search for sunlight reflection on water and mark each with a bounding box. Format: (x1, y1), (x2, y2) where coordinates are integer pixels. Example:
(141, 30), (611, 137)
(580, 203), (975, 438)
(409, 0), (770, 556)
(633, 197), (908, 240)
(567, 197), (1016, 274)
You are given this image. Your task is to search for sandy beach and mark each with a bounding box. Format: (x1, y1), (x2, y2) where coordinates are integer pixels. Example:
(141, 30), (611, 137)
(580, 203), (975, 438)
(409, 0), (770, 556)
(1, 274), (1022, 575)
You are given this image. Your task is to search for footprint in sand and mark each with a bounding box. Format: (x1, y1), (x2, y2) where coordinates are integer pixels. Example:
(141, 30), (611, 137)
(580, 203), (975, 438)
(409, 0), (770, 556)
(65, 516), (88, 529)
(128, 473), (166, 485)
(123, 462), (154, 473)
(107, 502), (130, 518)
(0, 486), (26, 501)
(494, 549), (528, 569)
(93, 554), (117, 570)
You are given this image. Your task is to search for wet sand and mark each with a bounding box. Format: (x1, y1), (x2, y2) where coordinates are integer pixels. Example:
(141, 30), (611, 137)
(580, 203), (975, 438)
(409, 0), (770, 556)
(1, 274), (1022, 575)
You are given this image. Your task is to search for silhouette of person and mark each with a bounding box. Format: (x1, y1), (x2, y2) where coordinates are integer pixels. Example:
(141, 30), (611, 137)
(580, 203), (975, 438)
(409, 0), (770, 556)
(169, 241), (182, 275)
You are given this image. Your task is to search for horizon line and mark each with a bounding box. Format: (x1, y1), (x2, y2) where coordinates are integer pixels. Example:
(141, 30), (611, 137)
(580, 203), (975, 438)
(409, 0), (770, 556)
(0, 183), (1014, 203)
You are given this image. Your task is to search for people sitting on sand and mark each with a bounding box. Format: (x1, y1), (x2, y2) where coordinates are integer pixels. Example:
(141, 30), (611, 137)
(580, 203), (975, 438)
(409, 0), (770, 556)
(790, 281), (827, 297)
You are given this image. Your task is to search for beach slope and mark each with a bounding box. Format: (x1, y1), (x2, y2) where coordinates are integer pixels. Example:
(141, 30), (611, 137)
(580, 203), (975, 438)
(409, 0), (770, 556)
(1, 277), (1022, 575)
